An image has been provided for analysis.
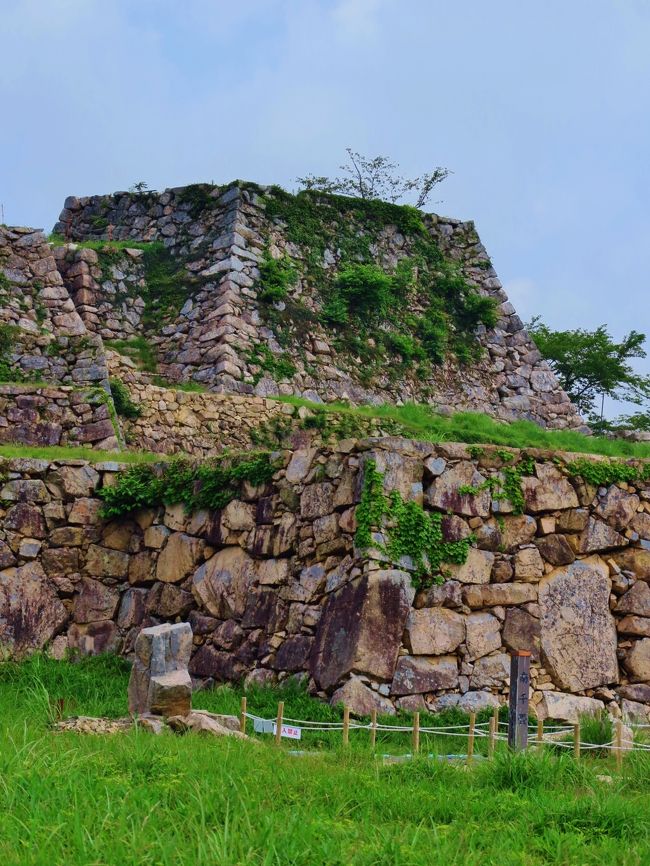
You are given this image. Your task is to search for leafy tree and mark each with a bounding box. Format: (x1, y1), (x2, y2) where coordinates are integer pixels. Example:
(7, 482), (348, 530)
(527, 316), (650, 418)
(296, 149), (450, 208)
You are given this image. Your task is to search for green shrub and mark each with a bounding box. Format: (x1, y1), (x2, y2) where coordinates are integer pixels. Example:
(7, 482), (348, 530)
(258, 253), (297, 303)
(245, 344), (296, 384)
(0, 323), (17, 382)
(332, 263), (397, 322)
(98, 452), (276, 519)
(109, 379), (141, 419)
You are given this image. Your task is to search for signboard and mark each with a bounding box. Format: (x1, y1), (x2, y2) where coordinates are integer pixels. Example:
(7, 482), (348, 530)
(253, 718), (302, 740)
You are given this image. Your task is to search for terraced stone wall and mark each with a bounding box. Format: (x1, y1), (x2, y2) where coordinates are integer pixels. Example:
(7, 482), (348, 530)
(3, 439), (650, 721)
(54, 183), (584, 430)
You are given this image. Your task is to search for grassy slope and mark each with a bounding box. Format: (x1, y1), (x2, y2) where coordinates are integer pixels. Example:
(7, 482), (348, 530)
(1, 655), (650, 865)
(277, 397), (650, 459)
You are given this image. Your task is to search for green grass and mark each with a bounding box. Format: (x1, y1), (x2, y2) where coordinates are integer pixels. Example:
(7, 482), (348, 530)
(276, 397), (650, 460)
(151, 376), (208, 393)
(0, 444), (164, 463)
(105, 336), (158, 372)
(2, 654), (650, 865)
(48, 233), (153, 252)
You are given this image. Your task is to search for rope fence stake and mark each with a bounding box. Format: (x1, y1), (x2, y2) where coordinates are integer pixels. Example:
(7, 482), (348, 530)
(616, 719), (623, 771)
(370, 709), (377, 750)
(275, 701), (284, 746)
(467, 712), (476, 763)
(536, 718), (544, 747)
(240, 696), (247, 735)
(413, 712), (420, 754)
(342, 706), (350, 746)
(573, 722), (580, 761)
(488, 715), (495, 758)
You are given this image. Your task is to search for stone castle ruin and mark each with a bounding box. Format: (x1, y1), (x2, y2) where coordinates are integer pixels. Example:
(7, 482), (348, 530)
(5, 180), (649, 723)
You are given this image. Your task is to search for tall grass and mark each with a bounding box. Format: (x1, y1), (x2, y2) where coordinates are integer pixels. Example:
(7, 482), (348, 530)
(1, 655), (650, 864)
(276, 397), (650, 460)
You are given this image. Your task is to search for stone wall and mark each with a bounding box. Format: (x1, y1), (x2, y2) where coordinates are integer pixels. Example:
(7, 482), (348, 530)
(54, 245), (146, 342)
(0, 226), (109, 388)
(3, 438), (650, 721)
(54, 183), (583, 430)
(0, 384), (120, 449)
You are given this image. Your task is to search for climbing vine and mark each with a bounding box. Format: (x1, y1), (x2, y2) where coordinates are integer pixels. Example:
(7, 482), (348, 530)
(458, 455), (535, 515)
(355, 460), (474, 588)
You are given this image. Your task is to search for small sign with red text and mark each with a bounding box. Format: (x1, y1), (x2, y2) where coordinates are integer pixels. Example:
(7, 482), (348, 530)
(274, 723), (302, 740)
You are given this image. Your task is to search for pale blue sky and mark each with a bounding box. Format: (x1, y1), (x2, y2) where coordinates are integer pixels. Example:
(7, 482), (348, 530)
(2, 0), (649, 416)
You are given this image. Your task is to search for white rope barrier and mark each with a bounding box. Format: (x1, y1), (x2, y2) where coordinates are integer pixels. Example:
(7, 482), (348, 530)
(243, 711), (650, 753)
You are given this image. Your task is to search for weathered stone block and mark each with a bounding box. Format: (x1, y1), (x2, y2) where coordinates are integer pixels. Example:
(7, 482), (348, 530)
(311, 570), (414, 690)
(539, 556), (618, 691)
(405, 607), (465, 655)
(391, 655), (459, 695)
(128, 622), (193, 717)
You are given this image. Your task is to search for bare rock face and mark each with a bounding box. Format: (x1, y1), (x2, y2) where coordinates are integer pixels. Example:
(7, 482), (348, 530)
(311, 570), (414, 690)
(595, 486), (640, 530)
(539, 556), (618, 691)
(502, 607), (540, 659)
(330, 677), (396, 716)
(446, 548), (494, 584)
(616, 581), (650, 617)
(0, 561), (68, 654)
(128, 622), (193, 717)
(156, 532), (205, 584)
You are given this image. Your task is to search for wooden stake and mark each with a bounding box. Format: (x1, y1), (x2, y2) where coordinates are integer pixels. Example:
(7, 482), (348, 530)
(239, 696), (247, 735)
(370, 708), (377, 750)
(536, 718), (544, 747)
(342, 706), (350, 747)
(573, 722), (580, 761)
(275, 701), (284, 746)
(488, 716), (495, 759)
(412, 712), (420, 755)
(616, 719), (623, 772)
(467, 712), (476, 763)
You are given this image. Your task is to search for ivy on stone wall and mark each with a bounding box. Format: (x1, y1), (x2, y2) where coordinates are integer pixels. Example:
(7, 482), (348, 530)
(458, 455), (536, 515)
(355, 460), (474, 588)
(98, 452), (276, 518)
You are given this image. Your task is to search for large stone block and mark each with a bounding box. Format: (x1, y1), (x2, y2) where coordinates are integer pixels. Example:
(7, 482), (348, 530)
(311, 570), (414, 690)
(538, 691), (605, 723)
(539, 556), (618, 691)
(446, 548), (494, 584)
(521, 463), (578, 512)
(426, 462), (491, 517)
(405, 607), (465, 655)
(330, 677), (395, 716)
(192, 546), (257, 619)
(390, 655), (459, 695)
(156, 532), (205, 583)
(128, 622), (193, 717)
(73, 577), (120, 623)
(465, 612), (501, 660)
(0, 562), (68, 655)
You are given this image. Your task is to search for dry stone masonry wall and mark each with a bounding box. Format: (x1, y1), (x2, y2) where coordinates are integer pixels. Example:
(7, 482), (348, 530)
(3, 438), (650, 722)
(0, 226), (109, 390)
(54, 182), (583, 430)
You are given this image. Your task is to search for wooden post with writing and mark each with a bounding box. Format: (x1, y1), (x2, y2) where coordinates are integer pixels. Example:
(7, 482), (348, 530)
(508, 651), (531, 751)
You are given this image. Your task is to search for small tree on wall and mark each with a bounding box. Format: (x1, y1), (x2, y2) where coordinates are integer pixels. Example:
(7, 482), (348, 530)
(296, 149), (451, 208)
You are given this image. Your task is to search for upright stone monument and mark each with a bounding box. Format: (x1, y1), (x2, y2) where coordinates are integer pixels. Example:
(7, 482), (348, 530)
(128, 622), (193, 717)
